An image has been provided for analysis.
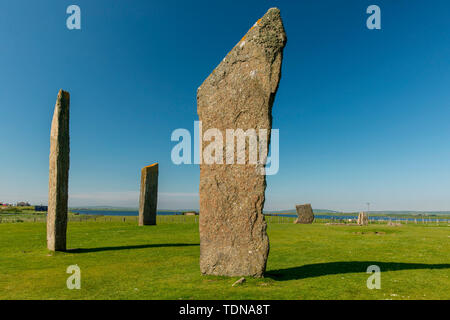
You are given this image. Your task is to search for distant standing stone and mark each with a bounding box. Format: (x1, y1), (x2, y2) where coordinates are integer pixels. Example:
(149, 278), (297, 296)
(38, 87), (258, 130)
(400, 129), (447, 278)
(357, 212), (369, 226)
(198, 8), (287, 277)
(294, 204), (315, 224)
(139, 163), (158, 226)
(47, 89), (70, 251)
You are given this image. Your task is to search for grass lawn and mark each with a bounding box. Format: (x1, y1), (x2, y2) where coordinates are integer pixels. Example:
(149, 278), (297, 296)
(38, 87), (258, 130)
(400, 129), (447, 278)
(0, 217), (449, 300)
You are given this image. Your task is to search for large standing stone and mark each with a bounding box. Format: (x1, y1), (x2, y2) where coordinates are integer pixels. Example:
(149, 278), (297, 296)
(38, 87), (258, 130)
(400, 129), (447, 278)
(47, 89), (70, 251)
(294, 204), (315, 224)
(357, 212), (369, 226)
(139, 163), (158, 226)
(197, 8), (287, 277)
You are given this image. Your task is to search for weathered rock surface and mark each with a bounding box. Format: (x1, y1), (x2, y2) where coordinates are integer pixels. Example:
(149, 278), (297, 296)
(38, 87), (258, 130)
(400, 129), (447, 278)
(139, 163), (158, 226)
(357, 212), (369, 226)
(47, 89), (70, 251)
(197, 8), (287, 277)
(294, 204), (315, 224)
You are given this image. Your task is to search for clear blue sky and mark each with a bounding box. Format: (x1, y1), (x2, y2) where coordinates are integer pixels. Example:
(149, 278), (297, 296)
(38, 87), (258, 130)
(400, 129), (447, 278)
(1, 0), (450, 211)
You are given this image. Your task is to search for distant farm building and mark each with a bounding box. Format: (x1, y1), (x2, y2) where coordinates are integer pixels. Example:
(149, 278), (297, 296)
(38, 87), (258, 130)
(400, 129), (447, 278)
(183, 211), (199, 216)
(16, 202), (31, 207)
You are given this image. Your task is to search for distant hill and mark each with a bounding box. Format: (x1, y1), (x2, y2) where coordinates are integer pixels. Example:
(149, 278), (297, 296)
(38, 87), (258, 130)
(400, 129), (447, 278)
(70, 206), (138, 211)
(265, 209), (340, 214)
(265, 209), (450, 216)
(366, 211), (450, 216)
(70, 206), (196, 212)
(69, 206), (450, 216)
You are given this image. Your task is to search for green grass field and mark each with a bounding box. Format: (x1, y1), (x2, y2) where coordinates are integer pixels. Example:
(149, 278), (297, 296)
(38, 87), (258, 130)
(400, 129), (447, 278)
(0, 216), (449, 300)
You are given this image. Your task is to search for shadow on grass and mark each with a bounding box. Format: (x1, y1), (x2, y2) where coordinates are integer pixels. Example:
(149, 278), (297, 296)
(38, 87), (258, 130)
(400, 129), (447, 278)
(68, 243), (199, 253)
(267, 261), (450, 281)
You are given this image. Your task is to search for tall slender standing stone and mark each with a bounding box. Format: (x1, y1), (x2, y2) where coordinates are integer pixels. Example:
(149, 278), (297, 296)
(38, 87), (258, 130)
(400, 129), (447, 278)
(139, 163), (158, 226)
(197, 8), (287, 277)
(294, 204), (315, 224)
(357, 212), (369, 225)
(47, 89), (70, 251)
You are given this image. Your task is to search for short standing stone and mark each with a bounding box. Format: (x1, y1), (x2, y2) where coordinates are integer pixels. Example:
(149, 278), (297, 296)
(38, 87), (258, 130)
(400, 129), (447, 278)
(47, 89), (70, 251)
(139, 163), (158, 226)
(197, 8), (287, 277)
(294, 204), (315, 224)
(357, 212), (369, 226)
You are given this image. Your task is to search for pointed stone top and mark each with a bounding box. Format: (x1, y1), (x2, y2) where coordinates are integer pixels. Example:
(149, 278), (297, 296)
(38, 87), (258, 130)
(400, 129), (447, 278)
(198, 8), (286, 93)
(142, 163), (158, 172)
(51, 89), (70, 137)
(236, 7), (286, 58)
(57, 89), (70, 101)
